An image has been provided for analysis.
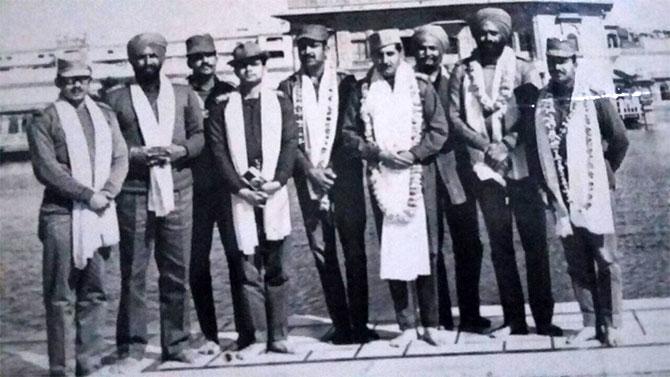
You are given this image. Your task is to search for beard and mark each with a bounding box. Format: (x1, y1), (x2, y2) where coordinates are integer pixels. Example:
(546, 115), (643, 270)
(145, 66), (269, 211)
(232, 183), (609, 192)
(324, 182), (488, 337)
(478, 41), (505, 58)
(134, 65), (161, 84)
(416, 56), (440, 73)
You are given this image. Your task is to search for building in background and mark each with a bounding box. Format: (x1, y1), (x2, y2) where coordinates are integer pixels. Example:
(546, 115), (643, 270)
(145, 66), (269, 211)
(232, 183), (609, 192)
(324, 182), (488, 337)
(275, 0), (617, 88)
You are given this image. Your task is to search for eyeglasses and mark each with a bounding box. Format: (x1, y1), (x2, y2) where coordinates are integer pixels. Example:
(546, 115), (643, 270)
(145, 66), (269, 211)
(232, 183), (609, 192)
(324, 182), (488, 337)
(61, 76), (92, 85)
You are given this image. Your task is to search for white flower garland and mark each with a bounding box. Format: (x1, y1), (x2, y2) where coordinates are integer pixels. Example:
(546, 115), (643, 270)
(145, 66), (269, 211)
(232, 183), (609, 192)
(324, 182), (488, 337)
(293, 72), (337, 211)
(465, 54), (515, 115)
(538, 93), (596, 210)
(360, 79), (424, 224)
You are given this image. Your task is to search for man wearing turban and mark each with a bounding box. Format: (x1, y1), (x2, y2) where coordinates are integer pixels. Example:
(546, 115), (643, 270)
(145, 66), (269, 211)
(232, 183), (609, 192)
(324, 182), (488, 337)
(447, 8), (562, 337)
(106, 32), (204, 371)
(411, 24), (486, 334)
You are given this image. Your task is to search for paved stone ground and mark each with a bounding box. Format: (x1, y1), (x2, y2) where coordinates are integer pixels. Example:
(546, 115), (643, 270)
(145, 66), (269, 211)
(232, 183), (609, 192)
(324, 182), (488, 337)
(2, 297), (668, 376)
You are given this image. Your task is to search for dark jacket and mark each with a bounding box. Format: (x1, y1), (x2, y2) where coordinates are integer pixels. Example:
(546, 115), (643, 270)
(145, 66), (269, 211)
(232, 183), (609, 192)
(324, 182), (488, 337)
(188, 77), (236, 194)
(277, 70), (363, 194)
(526, 86), (629, 192)
(206, 89), (298, 194)
(447, 55), (539, 175)
(28, 100), (129, 215)
(105, 82), (204, 194)
(341, 68), (449, 254)
(424, 68), (467, 204)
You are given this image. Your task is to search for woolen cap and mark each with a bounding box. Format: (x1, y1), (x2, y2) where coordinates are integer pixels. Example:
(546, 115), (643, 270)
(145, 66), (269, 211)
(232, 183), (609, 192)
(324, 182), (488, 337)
(186, 34), (216, 55)
(228, 41), (269, 66)
(367, 29), (402, 53)
(546, 38), (578, 58)
(56, 54), (92, 78)
(296, 24), (330, 42)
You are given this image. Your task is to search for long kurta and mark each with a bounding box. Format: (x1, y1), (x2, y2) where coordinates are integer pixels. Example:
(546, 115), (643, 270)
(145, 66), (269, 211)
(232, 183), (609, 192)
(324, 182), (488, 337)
(341, 70), (448, 255)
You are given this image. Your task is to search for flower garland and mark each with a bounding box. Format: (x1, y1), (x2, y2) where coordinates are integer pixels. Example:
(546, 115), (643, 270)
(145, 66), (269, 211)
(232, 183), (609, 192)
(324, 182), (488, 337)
(538, 92), (596, 210)
(465, 53), (515, 116)
(293, 71), (337, 211)
(360, 79), (424, 224)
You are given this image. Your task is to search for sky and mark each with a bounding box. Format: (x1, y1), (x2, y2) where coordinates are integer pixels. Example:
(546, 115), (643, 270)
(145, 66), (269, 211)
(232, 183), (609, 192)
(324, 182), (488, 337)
(0, 0), (668, 51)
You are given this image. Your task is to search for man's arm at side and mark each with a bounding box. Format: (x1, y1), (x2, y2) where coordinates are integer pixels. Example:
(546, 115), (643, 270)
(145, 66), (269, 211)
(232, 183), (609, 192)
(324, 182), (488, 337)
(206, 99), (246, 193)
(595, 96), (629, 173)
(100, 108), (129, 198)
(180, 88), (205, 159)
(341, 80), (381, 162)
(273, 94), (299, 186)
(409, 82), (448, 161)
(447, 63), (490, 151)
(277, 77), (313, 176)
(27, 109), (95, 202)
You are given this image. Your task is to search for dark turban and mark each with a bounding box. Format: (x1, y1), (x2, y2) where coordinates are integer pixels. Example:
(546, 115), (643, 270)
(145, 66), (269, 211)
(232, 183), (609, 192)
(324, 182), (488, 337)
(470, 8), (512, 42)
(127, 32), (168, 60)
(412, 24), (450, 53)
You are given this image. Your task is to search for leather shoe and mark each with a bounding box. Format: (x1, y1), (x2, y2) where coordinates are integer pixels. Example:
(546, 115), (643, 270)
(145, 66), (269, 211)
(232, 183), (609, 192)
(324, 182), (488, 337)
(352, 327), (380, 343)
(459, 316), (492, 334)
(537, 324), (564, 337)
(321, 326), (353, 345)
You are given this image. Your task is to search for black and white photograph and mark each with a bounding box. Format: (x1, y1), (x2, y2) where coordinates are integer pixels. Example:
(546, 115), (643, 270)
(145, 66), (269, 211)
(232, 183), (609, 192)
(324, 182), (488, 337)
(0, 0), (668, 376)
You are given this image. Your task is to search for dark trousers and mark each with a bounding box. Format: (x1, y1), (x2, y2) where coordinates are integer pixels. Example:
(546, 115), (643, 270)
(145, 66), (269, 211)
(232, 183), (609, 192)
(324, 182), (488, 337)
(116, 187), (193, 360)
(437, 173), (484, 326)
(295, 176), (368, 332)
(40, 213), (108, 376)
(561, 226), (622, 329)
(474, 177), (554, 328)
(226, 209), (289, 344)
(388, 253), (440, 330)
(190, 189), (251, 343)
(370, 188), (439, 331)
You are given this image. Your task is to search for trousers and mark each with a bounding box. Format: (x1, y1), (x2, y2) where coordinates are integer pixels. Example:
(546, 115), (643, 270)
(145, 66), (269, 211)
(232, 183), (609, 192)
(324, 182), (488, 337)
(474, 177), (555, 328)
(40, 213), (108, 376)
(561, 226), (623, 329)
(116, 187), (193, 360)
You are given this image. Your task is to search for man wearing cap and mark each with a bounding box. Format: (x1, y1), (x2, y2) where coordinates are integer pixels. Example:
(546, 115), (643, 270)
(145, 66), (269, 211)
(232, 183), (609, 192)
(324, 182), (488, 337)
(277, 24), (377, 344)
(411, 24), (485, 332)
(531, 38), (628, 347)
(447, 7), (562, 336)
(28, 55), (128, 376)
(184, 33), (240, 355)
(106, 32), (204, 368)
(342, 29), (451, 347)
(207, 41), (298, 355)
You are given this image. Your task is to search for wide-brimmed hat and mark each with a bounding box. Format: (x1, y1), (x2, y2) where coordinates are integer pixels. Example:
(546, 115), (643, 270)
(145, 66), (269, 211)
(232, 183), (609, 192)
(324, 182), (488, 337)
(296, 24), (330, 43)
(186, 34), (216, 55)
(546, 37), (579, 58)
(228, 41), (269, 67)
(367, 29), (402, 53)
(56, 54), (92, 78)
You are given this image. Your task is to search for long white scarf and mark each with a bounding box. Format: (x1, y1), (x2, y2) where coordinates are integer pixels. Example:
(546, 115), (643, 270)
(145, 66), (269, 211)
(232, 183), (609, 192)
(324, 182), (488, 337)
(295, 66), (339, 201)
(463, 46), (524, 186)
(363, 61), (430, 281)
(535, 71), (615, 237)
(55, 96), (119, 269)
(224, 89), (291, 255)
(130, 75), (175, 217)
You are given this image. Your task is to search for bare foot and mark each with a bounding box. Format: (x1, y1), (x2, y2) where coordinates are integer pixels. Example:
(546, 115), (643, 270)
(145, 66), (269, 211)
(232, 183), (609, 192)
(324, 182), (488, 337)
(235, 342), (266, 360)
(566, 326), (597, 347)
(422, 327), (454, 346)
(267, 340), (295, 354)
(389, 329), (416, 348)
(197, 340), (221, 355)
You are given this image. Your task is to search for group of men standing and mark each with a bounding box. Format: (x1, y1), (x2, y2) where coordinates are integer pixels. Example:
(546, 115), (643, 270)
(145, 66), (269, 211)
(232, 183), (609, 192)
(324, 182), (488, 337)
(28, 6), (629, 377)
